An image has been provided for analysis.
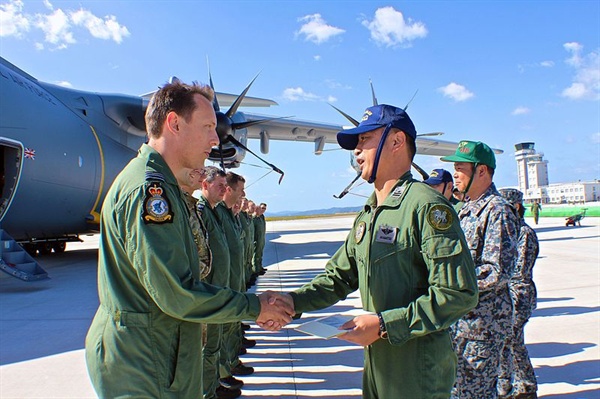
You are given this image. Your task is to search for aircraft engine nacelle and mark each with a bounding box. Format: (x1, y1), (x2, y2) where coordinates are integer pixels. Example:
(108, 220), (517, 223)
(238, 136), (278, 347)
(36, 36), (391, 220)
(208, 111), (248, 169)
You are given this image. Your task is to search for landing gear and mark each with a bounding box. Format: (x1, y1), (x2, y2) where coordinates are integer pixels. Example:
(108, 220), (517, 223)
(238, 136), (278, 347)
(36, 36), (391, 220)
(52, 242), (66, 253)
(20, 241), (68, 256)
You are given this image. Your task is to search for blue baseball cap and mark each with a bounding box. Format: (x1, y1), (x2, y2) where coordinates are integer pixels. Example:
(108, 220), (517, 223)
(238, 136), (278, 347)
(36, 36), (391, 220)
(424, 169), (453, 186)
(336, 104), (417, 150)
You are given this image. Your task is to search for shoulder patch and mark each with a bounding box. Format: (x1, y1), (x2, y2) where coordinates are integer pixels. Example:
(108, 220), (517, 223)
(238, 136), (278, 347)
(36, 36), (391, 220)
(355, 221), (366, 244)
(427, 204), (453, 231)
(143, 182), (174, 224)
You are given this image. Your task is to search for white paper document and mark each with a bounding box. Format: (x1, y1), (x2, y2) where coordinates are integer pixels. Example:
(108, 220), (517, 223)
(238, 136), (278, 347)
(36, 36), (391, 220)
(295, 314), (354, 339)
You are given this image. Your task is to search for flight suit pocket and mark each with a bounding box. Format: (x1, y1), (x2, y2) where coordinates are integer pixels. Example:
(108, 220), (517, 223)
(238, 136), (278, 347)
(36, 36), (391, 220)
(422, 234), (463, 260)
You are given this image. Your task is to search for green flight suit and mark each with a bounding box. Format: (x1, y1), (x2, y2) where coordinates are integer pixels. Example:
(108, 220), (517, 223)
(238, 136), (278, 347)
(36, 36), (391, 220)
(216, 204), (246, 374)
(290, 173), (478, 399)
(239, 211), (255, 285)
(197, 196), (231, 398)
(85, 144), (260, 399)
(252, 214), (266, 273)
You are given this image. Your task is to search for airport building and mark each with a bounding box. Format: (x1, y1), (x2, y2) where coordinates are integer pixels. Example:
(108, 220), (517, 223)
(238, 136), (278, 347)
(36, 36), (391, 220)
(514, 142), (600, 204)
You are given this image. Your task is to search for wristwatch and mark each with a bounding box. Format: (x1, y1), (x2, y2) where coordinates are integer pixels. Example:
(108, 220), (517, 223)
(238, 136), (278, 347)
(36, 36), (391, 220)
(377, 312), (388, 339)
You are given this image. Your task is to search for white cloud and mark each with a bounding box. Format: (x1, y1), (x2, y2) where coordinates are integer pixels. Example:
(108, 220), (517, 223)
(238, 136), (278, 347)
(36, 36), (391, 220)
(0, 0), (30, 38)
(327, 95), (337, 103)
(512, 106), (531, 115)
(55, 80), (72, 88)
(36, 8), (75, 46)
(313, 55), (321, 61)
(561, 42), (600, 100)
(70, 9), (130, 43)
(540, 60), (554, 67)
(591, 132), (600, 144)
(0, 0), (129, 49)
(438, 82), (474, 102)
(361, 6), (427, 48)
(296, 14), (345, 44)
(281, 87), (321, 102)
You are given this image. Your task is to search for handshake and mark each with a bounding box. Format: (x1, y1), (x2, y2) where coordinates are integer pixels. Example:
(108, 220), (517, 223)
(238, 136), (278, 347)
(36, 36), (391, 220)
(255, 291), (296, 331)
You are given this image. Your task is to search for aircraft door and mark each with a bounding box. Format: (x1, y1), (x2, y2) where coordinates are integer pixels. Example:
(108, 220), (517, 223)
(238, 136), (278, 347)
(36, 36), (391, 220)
(0, 138), (24, 223)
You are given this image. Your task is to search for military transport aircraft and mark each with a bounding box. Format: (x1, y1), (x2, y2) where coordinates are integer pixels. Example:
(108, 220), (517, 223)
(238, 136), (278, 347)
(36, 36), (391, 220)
(0, 56), (464, 279)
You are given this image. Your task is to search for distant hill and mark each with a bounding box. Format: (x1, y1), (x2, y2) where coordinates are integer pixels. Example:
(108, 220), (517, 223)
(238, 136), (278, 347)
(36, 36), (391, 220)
(268, 206), (362, 217)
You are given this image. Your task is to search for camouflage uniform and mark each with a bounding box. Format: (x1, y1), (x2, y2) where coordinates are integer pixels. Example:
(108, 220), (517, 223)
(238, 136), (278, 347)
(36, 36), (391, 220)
(450, 183), (519, 399)
(183, 192), (212, 348)
(498, 189), (539, 398)
(183, 192), (212, 280)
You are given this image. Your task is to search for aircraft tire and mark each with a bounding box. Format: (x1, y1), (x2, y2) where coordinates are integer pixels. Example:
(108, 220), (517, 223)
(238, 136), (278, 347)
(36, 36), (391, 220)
(53, 242), (66, 253)
(22, 243), (37, 257)
(37, 243), (52, 255)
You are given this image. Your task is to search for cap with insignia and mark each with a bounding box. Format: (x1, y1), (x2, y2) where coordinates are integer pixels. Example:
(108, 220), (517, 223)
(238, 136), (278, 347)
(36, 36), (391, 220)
(336, 104), (417, 150)
(440, 140), (496, 169)
(424, 169), (453, 186)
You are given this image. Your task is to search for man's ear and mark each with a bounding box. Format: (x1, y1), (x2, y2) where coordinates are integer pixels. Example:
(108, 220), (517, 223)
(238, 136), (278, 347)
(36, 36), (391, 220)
(166, 111), (179, 134)
(392, 130), (405, 148)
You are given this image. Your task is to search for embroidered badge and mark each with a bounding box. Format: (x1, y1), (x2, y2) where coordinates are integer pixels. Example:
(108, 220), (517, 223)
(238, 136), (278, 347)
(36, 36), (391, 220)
(427, 204), (453, 231)
(355, 221), (366, 244)
(143, 182), (173, 224)
(375, 224), (397, 244)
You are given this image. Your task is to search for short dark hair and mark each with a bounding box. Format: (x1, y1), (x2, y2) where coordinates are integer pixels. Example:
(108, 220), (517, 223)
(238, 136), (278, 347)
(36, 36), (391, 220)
(225, 172), (245, 189)
(145, 81), (214, 139)
(204, 166), (226, 183)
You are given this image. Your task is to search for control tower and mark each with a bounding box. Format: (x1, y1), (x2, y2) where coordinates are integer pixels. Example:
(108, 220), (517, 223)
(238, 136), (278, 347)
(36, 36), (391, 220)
(514, 142), (549, 193)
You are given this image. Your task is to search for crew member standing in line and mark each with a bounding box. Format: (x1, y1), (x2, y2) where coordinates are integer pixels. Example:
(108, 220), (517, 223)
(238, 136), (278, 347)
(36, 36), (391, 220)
(252, 203), (268, 276)
(441, 140), (519, 399)
(498, 188), (539, 399)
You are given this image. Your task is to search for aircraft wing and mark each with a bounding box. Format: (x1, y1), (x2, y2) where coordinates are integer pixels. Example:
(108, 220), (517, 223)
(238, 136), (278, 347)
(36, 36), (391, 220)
(141, 90), (277, 108)
(242, 112), (482, 157)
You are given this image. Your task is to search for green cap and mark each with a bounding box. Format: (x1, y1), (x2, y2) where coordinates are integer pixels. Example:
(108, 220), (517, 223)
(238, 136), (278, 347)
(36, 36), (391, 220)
(440, 140), (496, 169)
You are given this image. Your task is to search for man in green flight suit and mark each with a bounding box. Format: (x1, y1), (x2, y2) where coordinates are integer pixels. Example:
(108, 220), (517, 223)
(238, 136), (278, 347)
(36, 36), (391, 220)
(84, 81), (293, 399)
(270, 104), (479, 399)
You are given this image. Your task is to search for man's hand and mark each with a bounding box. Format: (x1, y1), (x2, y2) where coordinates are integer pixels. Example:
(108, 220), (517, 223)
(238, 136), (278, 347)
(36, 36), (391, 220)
(337, 313), (381, 346)
(256, 291), (295, 331)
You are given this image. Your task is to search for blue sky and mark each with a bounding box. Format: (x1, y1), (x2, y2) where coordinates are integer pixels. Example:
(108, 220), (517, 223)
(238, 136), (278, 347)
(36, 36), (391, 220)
(1, 0), (599, 213)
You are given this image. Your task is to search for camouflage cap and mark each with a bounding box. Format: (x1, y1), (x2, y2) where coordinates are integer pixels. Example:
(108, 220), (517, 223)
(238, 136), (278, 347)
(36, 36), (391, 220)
(499, 188), (523, 206)
(440, 140), (496, 169)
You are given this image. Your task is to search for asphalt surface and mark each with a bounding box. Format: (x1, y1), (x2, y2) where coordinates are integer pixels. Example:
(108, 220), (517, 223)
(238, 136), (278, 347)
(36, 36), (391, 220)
(0, 216), (598, 398)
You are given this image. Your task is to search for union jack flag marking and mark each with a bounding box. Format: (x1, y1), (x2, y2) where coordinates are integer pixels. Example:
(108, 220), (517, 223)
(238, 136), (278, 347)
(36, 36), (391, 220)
(24, 148), (36, 160)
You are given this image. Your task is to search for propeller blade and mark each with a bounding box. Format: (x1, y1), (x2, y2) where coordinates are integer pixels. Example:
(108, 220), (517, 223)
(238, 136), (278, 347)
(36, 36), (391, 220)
(370, 78), (378, 106)
(226, 73), (260, 118)
(207, 59), (220, 112)
(227, 134), (285, 184)
(411, 162), (429, 181)
(329, 104), (359, 126)
(334, 173), (361, 199)
(231, 115), (293, 131)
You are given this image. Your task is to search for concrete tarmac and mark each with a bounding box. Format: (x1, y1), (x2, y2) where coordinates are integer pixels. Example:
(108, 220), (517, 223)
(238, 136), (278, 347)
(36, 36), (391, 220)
(0, 216), (598, 398)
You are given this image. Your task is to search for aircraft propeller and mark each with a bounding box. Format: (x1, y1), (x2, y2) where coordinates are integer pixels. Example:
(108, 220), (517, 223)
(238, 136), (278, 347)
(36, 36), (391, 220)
(206, 69), (286, 184)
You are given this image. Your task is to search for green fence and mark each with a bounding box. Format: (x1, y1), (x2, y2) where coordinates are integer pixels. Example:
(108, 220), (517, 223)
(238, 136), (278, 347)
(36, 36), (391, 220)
(524, 205), (600, 218)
